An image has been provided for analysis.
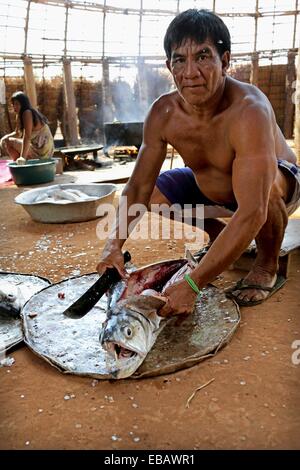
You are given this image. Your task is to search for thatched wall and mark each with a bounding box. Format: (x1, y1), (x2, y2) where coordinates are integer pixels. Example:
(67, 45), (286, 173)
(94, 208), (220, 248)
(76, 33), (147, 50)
(229, 63), (294, 133)
(0, 63), (294, 142)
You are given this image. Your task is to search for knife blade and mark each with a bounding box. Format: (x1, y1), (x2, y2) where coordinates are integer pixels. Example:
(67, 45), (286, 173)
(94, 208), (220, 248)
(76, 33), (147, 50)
(63, 251), (131, 319)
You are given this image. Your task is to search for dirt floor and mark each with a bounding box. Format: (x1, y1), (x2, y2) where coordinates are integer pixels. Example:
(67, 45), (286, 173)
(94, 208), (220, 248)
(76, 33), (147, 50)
(0, 183), (299, 450)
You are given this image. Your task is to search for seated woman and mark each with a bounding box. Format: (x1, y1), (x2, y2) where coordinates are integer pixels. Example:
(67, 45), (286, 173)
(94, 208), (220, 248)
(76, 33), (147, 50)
(0, 91), (54, 161)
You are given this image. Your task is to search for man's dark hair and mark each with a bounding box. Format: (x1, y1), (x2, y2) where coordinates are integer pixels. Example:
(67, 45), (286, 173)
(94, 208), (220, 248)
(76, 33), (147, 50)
(164, 9), (231, 60)
(11, 91), (48, 130)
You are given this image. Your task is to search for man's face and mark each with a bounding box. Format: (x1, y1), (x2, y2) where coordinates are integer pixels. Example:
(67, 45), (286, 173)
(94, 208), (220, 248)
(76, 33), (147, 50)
(167, 38), (229, 107)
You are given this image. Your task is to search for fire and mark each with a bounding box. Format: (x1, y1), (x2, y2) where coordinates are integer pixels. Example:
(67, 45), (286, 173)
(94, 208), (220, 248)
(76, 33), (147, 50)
(113, 146), (139, 160)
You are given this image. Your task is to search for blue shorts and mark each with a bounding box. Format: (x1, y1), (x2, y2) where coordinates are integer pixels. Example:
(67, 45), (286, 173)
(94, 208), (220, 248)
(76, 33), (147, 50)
(156, 167), (237, 212)
(156, 160), (300, 215)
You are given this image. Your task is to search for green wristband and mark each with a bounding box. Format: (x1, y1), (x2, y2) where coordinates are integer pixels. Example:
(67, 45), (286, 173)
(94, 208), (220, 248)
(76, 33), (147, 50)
(184, 274), (201, 295)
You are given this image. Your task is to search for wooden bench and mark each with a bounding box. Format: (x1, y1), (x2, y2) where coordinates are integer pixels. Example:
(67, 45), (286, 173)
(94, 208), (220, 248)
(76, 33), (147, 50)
(54, 144), (103, 160)
(233, 218), (300, 277)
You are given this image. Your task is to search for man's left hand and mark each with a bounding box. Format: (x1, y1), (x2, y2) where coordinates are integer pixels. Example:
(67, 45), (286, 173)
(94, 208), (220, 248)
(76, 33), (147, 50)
(158, 279), (198, 317)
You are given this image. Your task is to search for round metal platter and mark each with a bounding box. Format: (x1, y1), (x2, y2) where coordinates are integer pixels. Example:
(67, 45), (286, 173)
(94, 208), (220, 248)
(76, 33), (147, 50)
(22, 273), (240, 379)
(0, 272), (51, 354)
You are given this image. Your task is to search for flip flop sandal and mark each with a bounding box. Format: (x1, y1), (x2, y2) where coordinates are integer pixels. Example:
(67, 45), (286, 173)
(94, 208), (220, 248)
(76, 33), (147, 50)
(225, 275), (287, 307)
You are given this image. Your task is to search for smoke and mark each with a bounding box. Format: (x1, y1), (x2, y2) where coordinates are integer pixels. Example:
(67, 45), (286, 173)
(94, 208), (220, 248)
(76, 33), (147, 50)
(111, 79), (142, 122)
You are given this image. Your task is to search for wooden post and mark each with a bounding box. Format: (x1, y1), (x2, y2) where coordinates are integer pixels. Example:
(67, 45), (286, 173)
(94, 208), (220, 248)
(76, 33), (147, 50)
(250, 52), (259, 87)
(64, 5), (69, 57)
(250, 0), (260, 87)
(137, 57), (149, 118)
(294, 45), (300, 164)
(63, 59), (79, 146)
(293, 0), (298, 49)
(102, 58), (114, 123)
(23, 56), (37, 107)
(24, 0), (31, 55)
(138, 0), (143, 56)
(253, 0), (259, 53)
(101, 1), (114, 124)
(284, 51), (296, 139)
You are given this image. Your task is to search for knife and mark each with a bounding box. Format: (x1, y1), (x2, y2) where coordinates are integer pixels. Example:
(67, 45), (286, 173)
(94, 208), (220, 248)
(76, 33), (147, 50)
(63, 251), (131, 319)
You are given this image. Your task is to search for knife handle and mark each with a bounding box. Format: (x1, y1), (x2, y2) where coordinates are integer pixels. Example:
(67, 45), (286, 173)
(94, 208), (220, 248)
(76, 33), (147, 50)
(62, 251), (132, 319)
(99, 250), (131, 286)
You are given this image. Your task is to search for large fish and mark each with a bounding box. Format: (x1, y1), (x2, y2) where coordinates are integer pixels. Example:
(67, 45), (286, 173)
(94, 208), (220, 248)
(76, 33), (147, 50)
(0, 280), (26, 318)
(99, 257), (196, 379)
(0, 273), (51, 354)
(33, 187), (98, 204)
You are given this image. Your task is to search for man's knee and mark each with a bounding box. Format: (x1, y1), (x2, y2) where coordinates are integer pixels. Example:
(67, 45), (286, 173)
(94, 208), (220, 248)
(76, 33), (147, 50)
(268, 169), (289, 205)
(266, 180), (289, 224)
(272, 167), (295, 206)
(148, 185), (171, 210)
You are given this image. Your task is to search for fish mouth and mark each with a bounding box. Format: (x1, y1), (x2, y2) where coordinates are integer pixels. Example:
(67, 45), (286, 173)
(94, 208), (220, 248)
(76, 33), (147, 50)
(104, 341), (139, 361)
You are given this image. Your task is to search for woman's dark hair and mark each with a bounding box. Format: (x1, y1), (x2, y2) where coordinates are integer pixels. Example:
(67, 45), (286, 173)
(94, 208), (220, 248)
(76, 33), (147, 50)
(164, 9), (231, 60)
(11, 91), (48, 130)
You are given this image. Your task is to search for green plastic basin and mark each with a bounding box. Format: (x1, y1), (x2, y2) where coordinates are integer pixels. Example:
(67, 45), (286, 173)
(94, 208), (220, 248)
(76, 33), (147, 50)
(8, 159), (56, 186)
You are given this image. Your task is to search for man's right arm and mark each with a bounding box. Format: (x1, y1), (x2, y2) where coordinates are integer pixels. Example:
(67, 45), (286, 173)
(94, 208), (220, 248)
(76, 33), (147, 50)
(97, 99), (168, 277)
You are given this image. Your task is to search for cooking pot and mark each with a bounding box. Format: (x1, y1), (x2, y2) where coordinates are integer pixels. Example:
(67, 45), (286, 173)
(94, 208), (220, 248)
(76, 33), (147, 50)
(104, 121), (143, 153)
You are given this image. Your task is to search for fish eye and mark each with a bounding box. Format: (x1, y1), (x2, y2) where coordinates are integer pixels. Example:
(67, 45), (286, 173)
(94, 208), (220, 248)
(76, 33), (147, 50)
(125, 327), (132, 338)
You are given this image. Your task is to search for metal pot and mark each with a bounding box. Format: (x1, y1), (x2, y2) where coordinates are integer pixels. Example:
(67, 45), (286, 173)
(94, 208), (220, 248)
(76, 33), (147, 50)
(104, 121), (143, 152)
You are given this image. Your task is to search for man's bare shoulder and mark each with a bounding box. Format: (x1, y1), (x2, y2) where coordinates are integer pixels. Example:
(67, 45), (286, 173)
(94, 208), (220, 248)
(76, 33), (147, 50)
(149, 90), (180, 120)
(227, 76), (274, 117)
(226, 77), (275, 134)
(224, 77), (278, 155)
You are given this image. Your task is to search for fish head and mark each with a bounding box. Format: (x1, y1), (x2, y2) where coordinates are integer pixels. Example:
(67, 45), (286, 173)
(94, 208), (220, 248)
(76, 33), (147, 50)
(99, 295), (166, 378)
(0, 281), (23, 317)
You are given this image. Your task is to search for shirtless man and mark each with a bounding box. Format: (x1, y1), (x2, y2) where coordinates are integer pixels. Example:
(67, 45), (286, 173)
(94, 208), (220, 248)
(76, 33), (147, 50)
(97, 9), (299, 315)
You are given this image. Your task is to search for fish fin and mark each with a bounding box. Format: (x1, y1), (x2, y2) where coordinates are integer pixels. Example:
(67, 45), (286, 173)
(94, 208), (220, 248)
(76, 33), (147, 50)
(124, 295), (167, 320)
(184, 248), (197, 268)
(130, 294), (166, 310)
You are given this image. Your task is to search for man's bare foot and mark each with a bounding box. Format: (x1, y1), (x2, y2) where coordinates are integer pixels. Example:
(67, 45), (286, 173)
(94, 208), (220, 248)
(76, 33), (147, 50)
(231, 267), (277, 303)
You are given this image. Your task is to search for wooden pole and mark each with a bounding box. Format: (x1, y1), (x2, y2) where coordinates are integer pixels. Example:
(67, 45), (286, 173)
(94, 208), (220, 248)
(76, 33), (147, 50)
(137, 57), (149, 117)
(292, 0), (298, 48)
(102, 58), (114, 123)
(253, 0), (259, 53)
(284, 51), (296, 139)
(138, 0), (143, 57)
(24, 0), (31, 55)
(63, 59), (79, 145)
(101, 0), (114, 124)
(250, 52), (259, 86)
(23, 56), (37, 107)
(294, 45), (300, 163)
(64, 5), (69, 57)
(170, 147), (175, 169)
(102, 0), (106, 58)
(250, 0), (260, 87)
